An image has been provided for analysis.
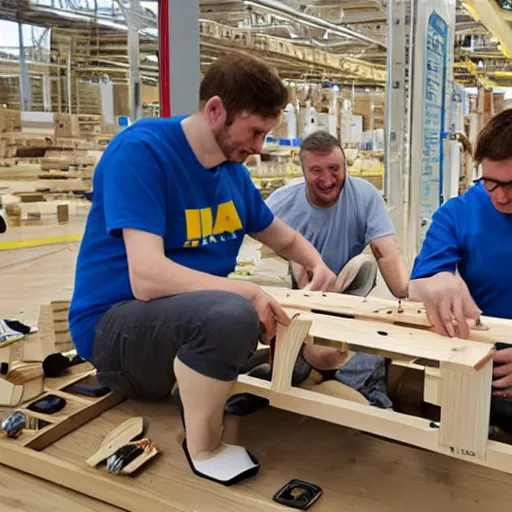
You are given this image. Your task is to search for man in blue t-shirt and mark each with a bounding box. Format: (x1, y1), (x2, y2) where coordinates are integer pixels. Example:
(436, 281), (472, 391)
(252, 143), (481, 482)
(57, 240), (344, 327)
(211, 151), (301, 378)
(409, 109), (512, 429)
(69, 53), (337, 485)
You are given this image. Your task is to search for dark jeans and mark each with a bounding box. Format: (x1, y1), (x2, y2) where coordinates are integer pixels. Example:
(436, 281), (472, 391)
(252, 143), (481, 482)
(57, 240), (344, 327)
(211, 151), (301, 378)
(90, 290), (260, 400)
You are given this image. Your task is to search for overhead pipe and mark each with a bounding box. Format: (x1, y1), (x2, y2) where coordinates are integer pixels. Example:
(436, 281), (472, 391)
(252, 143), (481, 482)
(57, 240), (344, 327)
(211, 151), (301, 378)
(243, 0), (387, 49)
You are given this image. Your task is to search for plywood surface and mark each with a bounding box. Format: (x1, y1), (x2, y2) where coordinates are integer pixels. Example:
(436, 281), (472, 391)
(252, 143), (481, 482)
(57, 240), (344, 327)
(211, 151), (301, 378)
(40, 399), (512, 512)
(0, 465), (122, 511)
(266, 287), (512, 345)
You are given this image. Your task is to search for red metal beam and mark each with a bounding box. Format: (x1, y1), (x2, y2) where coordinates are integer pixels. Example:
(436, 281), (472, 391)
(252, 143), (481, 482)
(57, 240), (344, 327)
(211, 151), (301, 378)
(158, 0), (171, 117)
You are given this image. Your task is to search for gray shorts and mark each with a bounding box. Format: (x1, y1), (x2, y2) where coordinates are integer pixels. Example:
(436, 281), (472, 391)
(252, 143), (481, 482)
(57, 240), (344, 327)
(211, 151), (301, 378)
(90, 290), (260, 400)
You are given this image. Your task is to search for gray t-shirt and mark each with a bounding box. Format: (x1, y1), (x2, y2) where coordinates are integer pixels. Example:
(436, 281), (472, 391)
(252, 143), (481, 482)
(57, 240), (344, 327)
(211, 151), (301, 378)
(265, 176), (395, 274)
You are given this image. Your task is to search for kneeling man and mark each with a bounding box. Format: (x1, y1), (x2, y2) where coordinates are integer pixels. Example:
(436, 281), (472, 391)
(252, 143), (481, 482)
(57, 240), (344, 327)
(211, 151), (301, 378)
(266, 130), (408, 299)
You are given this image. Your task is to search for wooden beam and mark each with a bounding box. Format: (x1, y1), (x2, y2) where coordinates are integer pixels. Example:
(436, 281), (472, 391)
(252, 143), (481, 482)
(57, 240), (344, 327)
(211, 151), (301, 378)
(0, 440), (184, 512)
(438, 358), (493, 459)
(263, 287), (511, 345)
(285, 309), (494, 368)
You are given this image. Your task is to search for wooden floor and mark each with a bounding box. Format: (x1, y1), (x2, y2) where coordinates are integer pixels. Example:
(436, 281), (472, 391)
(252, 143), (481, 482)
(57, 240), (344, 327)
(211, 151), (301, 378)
(0, 238), (121, 511)
(0, 466), (120, 512)
(1, 228), (512, 510)
(41, 398), (512, 512)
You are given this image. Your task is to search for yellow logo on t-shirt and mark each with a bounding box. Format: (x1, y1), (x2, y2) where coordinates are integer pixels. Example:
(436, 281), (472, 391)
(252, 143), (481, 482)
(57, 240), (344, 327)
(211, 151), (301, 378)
(183, 200), (243, 248)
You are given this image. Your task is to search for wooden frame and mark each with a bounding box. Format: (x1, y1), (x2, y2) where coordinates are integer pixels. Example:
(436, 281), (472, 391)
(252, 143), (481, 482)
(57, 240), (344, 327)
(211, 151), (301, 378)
(234, 289), (512, 474)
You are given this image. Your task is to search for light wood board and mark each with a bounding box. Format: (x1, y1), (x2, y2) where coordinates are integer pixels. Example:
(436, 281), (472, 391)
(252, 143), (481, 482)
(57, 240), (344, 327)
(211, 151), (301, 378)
(30, 400), (512, 512)
(264, 287), (511, 345)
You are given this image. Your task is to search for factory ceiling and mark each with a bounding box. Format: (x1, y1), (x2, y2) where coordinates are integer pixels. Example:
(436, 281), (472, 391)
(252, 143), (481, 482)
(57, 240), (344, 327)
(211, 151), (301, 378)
(0, 0), (511, 88)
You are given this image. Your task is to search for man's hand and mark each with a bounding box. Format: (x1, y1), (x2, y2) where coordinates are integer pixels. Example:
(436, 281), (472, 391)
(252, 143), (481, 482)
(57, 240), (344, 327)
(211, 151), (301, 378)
(408, 272), (481, 339)
(291, 261), (337, 292)
(291, 261), (310, 289)
(493, 348), (512, 399)
(250, 287), (291, 343)
(252, 219), (336, 292)
(308, 262), (337, 292)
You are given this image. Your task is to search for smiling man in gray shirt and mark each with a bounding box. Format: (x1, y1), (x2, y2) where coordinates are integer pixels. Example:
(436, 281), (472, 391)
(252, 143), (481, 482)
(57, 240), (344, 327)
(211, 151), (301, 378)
(266, 130), (408, 299)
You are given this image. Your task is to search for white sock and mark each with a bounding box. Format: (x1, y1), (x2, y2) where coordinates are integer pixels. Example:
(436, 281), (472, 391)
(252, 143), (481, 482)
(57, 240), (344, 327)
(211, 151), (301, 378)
(183, 441), (260, 485)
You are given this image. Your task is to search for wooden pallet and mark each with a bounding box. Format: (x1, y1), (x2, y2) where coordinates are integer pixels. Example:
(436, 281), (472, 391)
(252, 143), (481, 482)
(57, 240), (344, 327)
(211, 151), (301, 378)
(0, 289), (509, 511)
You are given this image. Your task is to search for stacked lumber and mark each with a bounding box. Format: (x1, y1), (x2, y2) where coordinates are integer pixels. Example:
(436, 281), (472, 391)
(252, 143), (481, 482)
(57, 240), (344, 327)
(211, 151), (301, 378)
(40, 149), (101, 180)
(38, 301), (74, 355)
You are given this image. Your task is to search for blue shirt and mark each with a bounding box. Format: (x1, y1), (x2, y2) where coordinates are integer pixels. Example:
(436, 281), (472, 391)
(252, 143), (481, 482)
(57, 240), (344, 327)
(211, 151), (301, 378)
(411, 183), (512, 319)
(265, 177), (395, 275)
(69, 116), (274, 360)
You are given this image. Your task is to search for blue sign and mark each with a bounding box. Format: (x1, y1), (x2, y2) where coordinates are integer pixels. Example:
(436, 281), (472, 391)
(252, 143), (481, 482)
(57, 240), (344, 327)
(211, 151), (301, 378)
(420, 11), (448, 240)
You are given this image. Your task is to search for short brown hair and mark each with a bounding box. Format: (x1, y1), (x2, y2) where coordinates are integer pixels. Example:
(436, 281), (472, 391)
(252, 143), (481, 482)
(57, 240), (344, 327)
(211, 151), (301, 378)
(200, 52), (288, 124)
(299, 130), (346, 164)
(475, 108), (512, 164)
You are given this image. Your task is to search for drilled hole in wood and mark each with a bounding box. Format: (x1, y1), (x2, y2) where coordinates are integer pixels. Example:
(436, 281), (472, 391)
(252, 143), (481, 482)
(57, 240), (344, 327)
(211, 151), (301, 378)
(377, 331), (388, 336)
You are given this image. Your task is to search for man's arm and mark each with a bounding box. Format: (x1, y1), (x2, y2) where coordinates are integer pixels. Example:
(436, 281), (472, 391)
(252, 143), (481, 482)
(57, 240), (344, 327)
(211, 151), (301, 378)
(250, 218), (337, 291)
(369, 235), (408, 298)
(408, 205), (481, 338)
(123, 229), (256, 301)
(123, 229), (290, 341)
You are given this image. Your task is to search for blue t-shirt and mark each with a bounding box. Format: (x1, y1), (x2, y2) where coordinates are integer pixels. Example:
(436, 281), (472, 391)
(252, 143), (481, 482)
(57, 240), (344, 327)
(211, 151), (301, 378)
(265, 176), (395, 275)
(69, 116), (274, 360)
(411, 182), (512, 319)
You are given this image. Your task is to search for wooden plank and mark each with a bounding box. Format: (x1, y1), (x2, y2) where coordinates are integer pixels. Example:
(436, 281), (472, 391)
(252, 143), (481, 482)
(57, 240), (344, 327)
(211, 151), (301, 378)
(265, 287), (512, 345)
(439, 359), (493, 459)
(0, 439), (184, 512)
(22, 391), (125, 451)
(268, 386), (512, 473)
(45, 363), (96, 392)
(0, 464), (122, 512)
(424, 367), (441, 406)
(288, 310), (494, 368)
(271, 316), (312, 393)
(43, 401), (512, 512)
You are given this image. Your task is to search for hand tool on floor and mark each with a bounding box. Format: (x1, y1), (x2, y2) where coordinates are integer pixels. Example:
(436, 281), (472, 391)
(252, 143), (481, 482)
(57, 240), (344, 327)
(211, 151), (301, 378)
(86, 416), (159, 475)
(0, 411), (26, 438)
(43, 349), (85, 378)
(27, 394), (66, 414)
(273, 479), (322, 510)
(86, 416), (145, 467)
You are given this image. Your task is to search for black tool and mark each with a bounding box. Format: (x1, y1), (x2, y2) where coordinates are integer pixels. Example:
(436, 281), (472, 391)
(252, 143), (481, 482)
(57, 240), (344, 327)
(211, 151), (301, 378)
(273, 479), (322, 510)
(27, 394), (66, 414)
(43, 351), (85, 378)
(69, 382), (111, 397)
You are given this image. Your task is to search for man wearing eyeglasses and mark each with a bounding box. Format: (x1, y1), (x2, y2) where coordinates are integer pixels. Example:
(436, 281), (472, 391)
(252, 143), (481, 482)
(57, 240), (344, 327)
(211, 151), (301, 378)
(408, 108), (512, 431)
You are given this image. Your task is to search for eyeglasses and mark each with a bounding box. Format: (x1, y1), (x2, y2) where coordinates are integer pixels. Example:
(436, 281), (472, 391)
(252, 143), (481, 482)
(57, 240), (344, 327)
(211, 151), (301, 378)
(473, 177), (512, 193)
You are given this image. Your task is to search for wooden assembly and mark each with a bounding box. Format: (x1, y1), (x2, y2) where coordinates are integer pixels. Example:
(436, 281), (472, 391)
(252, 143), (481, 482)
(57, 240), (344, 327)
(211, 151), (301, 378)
(235, 288), (512, 473)
(0, 288), (509, 511)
